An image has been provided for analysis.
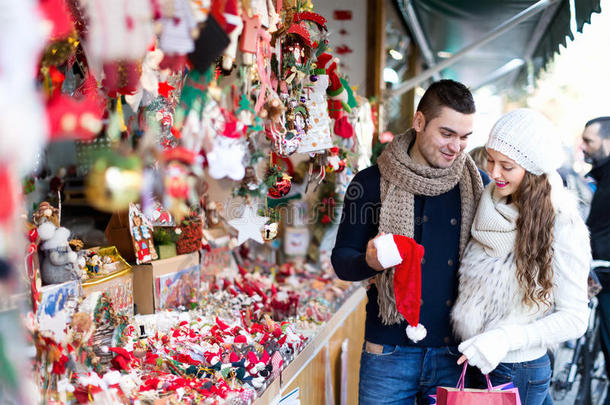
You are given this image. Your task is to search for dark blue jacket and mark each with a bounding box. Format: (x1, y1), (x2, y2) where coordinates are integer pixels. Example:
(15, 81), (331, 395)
(331, 165), (489, 347)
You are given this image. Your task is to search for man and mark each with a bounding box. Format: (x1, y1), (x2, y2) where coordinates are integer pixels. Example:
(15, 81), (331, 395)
(582, 117), (610, 261)
(581, 117), (610, 404)
(331, 80), (488, 404)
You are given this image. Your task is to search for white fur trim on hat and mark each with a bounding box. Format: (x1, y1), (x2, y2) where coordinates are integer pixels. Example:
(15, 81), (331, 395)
(406, 324), (427, 343)
(373, 234), (403, 269)
(486, 108), (562, 175)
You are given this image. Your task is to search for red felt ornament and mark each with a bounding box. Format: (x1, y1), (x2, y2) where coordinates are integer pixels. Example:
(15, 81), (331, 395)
(239, 14), (261, 54)
(39, 0), (75, 40)
(158, 81), (176, 98)
(46, 94), (104, 141)
(333, 115), (354, 138)
(286, 23), (312, 47)
(293, 11), (327, 27)
(268, 174), (291, 199)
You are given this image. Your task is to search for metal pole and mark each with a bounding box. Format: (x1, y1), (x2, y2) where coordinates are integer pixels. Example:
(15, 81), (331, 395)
(387, 0), (561, 97)
(398, 0), (441, 81)
(472, 58), (525, 91)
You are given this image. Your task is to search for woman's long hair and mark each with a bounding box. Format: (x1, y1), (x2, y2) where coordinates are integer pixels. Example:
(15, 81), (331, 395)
(512, 172), (555, 310)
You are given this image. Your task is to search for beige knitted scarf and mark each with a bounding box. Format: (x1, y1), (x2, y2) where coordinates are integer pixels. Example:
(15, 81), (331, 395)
(470, 184), (519, 258)
(375, 129), (484, 325)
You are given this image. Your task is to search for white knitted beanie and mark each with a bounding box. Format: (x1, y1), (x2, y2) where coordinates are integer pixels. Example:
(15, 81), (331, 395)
(486, 108), (562, 175)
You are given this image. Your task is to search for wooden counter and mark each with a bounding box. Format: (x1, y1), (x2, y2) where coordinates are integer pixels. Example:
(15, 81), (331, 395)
(254, 287), (367, 405)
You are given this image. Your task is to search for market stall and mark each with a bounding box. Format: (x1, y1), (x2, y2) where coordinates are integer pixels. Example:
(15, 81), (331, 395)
(0, 0), (375, 403)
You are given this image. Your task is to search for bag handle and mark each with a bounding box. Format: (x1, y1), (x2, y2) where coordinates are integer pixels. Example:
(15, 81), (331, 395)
(456, 361), (494, 391)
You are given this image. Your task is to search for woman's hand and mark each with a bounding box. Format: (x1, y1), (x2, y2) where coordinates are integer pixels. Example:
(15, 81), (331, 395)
(458, 328), (510, 375)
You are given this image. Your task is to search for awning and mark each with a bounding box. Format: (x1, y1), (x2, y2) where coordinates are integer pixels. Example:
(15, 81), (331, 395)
(389, 0), (601, 96)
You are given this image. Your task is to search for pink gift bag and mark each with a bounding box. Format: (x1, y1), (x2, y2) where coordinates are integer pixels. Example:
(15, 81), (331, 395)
(433, 362), (522, 405)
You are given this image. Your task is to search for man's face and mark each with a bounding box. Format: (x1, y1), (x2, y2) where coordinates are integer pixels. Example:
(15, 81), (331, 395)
(412, 107), (474, 168)
(581, 123), (609, 165)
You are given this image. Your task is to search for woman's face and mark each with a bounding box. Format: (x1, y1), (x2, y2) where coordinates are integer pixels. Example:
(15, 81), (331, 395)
(486, 148), (527, 198)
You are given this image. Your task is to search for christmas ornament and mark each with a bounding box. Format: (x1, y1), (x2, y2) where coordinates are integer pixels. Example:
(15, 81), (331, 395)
(188, 15), (230, 72)
(261, 222), (279, 241)
(260, 207), (281, 241)
(125, 47), (164, 110)
(265, 166), (292, 199)
(228, 205), (269, 245)
(221, 0), (244, 70)
(46, 94), (104, 141)
(39, 0), (78, 67)
(207, 136), (247, 181)
(129, 203), (158, 264)
(325, 147), (346, 173)
(38, 221), (81, 285)
(158, 0), (197, 71)
(32, 201), (60, 227)
(85, 153), (143, 212)
(235, 166), (262, 198)
(85, 0), (154, 63)
(297, 71), (332, 153)
(162, 147), (197, 222)
(373, 234), (426, 342)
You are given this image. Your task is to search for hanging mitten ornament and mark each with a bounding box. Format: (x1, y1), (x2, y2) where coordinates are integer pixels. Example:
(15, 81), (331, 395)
(334, 115), (354, 139)
(373, 234), (426, 343)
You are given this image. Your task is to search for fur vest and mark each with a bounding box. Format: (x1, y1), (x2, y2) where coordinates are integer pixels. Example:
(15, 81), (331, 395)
(452, 177), (591, 361)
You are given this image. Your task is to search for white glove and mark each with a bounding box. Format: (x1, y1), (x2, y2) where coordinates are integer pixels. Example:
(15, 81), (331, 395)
(458, 328), (510, 375)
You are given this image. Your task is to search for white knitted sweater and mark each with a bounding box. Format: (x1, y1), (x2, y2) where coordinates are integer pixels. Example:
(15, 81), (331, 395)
(452, 180), (591, 364)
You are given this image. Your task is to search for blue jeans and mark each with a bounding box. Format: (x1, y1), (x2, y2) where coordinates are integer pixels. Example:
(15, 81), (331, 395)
(358, 343), (462, 405)
(488, 354), (552, 405)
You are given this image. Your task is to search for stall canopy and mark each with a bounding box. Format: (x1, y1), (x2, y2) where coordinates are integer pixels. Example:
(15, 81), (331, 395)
(389, 0), (602, 96)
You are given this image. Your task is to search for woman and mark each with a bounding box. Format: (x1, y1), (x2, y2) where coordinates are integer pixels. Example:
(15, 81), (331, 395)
(451, 108), (591, 404)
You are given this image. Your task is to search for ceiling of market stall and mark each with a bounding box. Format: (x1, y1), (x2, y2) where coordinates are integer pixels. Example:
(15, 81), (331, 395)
(389, 0), (601, 94)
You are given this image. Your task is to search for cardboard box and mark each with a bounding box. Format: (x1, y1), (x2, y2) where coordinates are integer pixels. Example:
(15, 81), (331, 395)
(157, 244), (177, 260)
(105, 211), (136, 263)
(82, 267), (134, 315)
(132, 252), (200, 314)
(201, 246), (238, 284)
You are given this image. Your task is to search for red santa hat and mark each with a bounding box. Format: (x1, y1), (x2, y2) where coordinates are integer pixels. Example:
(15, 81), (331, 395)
(373, 233), (426, 342)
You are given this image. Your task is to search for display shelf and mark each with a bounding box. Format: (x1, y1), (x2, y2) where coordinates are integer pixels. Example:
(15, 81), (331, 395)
(253, 287), (366, 404)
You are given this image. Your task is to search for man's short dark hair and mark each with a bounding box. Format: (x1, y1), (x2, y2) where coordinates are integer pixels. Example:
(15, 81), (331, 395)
(585, 117), (610, 139)
(416, 79), (475, 123)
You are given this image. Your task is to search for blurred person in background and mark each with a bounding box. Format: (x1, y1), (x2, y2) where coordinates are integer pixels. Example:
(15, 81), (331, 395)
(581, 116), (610, 404)
(469, 146), (488, 174)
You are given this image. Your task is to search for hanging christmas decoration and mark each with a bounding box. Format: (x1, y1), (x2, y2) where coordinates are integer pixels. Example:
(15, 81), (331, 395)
(85, 152), (143, 212)
(260, 207), (281, 241)
(162, 147), (197, 222)
(228, 205), (269, 245)
(265, 166), (292, 199)
(325, 146), (347, 173)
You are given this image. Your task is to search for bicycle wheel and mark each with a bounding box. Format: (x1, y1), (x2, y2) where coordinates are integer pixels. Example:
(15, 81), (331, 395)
(590, 318), (608, 404)
(575, 313), (604, 405)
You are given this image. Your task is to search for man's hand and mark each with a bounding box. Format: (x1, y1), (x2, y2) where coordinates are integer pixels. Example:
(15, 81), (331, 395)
(365, 236), (385, 271)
